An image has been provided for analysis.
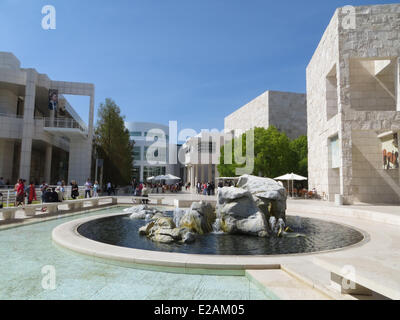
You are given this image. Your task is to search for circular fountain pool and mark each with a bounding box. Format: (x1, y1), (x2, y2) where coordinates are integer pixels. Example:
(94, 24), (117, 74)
(77, 213), (365, 256)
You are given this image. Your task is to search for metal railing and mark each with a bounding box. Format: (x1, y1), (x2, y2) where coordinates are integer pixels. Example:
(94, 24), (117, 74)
(43, 117), (87, 133)
(0, 112), (24, 119)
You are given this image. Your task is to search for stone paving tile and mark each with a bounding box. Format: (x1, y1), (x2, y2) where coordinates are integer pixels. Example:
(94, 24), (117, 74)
(0, 206), (269, 300)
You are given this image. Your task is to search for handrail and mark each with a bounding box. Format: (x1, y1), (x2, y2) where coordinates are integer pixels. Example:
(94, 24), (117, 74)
(43, 117), (87, 133)
(0, 112), (23, 119)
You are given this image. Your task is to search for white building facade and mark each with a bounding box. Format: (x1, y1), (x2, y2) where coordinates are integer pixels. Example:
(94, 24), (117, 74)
(307, 4), (400, 204)
(182, 131), (233, 187)
(125, 122), (183, 182)
(0, 52), (94, 185)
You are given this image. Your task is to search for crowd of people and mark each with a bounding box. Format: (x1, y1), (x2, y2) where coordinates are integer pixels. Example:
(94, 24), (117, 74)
(0, 178), (105, 207)
(131, 179), (183, 197)
(195, 181), (216, 196)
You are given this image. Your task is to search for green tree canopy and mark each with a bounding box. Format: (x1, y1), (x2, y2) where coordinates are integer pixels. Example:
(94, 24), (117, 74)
(218, 126), (308, 179)
(94, 98), (134, 186)
(289, 135), (308, 177)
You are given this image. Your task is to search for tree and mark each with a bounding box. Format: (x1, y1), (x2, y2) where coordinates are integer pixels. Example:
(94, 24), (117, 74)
(218, 126), (304, 178)
(94, 98), (134, 186)
(289, 135), (308, 178)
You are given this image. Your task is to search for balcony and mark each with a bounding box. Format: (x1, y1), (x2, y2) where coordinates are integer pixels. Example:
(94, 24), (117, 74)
(43, 117), (88, 139)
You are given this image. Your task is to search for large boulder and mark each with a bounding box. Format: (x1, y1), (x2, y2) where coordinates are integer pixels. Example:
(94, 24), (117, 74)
(125, 205), (162, 220)
(237, 175), (287, 220)
(139, 216), (195, 244)
(173, 201), (216, 234)
(216, 187), (269, 237)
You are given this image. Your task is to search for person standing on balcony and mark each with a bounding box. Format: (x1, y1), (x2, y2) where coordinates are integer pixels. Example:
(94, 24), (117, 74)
(84, 179), (92, 198)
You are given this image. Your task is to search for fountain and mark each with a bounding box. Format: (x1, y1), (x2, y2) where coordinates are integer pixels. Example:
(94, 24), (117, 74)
(135, 175), (301, 244)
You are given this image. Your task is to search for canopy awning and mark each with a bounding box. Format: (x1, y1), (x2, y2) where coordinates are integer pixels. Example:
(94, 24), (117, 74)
(274, 173), (308, 181)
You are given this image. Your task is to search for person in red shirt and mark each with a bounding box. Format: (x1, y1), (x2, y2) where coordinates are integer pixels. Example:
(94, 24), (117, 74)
(27, 182), (37, 205)
(16, 179), (25, 206)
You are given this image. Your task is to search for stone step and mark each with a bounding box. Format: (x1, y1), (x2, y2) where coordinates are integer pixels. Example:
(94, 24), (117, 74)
(245, 269), (333, 300)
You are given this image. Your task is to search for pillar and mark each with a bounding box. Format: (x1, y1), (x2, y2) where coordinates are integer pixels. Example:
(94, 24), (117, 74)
(19, 69), (37, 181)
(190, 165), (194, 189)
(44, 145), (52, 183)
(140, 165), (144, 182)
(397, 57), (400, 111)
(208, 164), (212, 182)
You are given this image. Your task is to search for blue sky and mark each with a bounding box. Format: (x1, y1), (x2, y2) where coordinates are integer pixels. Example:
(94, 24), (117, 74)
(0, 0), (394, 139)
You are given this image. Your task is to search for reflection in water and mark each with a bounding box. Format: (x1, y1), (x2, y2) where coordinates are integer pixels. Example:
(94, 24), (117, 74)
(77, 214), (364, 256)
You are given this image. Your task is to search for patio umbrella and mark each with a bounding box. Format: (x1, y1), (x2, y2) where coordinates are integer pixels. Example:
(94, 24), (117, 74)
(163, 174), (181, 181)
(274, 173), (308, 198)
(163, 174), (181, 185)
(154, 174), (181, 185)
(154, 175), (167, 181)
(146, 176), (155, 182)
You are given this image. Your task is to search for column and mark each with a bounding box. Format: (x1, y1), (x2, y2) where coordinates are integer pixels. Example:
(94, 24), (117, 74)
(397, 57), (400, 111)
(44, 145), (52, 183)
(140, 165), (144, 182)
(200, 164), (205, 182)
(19, 69), (37, 181)
(207, 164), (212, 182)
(190, 165), (194, 189)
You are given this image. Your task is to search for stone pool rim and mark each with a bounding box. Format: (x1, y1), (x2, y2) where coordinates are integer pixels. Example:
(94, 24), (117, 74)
(51, 210), (369, 273)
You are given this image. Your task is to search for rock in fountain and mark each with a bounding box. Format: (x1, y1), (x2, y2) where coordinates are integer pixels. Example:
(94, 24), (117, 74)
(137, 175), (293, 244)
(138, 216), (195, 244)
(216, 175), (287, 237)
(124, 205), (163, 220)
(177, 201), (216, 234)
(139, 201), (215, 244)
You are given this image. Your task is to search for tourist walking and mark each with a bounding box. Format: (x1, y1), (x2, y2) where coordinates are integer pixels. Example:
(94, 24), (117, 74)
(93, 181), (99, 197)
(26, 181), (37, 205)
(106, 182), (112, 196)
(39, 181), (48, 209)
(141, 184), (149, 204)
(84, 178), (92, 198)
(60, 180), (66, 200)
(71, 180), (79, 199)
(16, 179), (25, 206)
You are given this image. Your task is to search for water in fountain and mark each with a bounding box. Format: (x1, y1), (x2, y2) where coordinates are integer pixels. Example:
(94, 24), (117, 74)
(212, 218), (224, 234)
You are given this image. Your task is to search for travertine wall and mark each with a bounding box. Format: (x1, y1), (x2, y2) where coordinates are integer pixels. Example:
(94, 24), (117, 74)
(224, 90), (306, 139)
(307, 10), (340, 201)
(224, 91), (269, 135)
(352, 130), (399, 204)
(268, 91), (307, 139)
(307, 4), (400, 204)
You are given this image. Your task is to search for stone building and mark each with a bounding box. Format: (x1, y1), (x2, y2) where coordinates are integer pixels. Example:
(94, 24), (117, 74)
(224, 90), (307, 139)
(307, 4), (400, 204)
(182, 131), (232, 187)
(0, 52), (94, 185)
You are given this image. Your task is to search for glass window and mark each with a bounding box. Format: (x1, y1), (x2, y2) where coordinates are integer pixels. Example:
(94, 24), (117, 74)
(143, 166), (167, 181)
(130, 131), (142, 137)
(197, 142), (216, 153)
(132, 166), (140, 181)
(133, 146), (141, 161)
